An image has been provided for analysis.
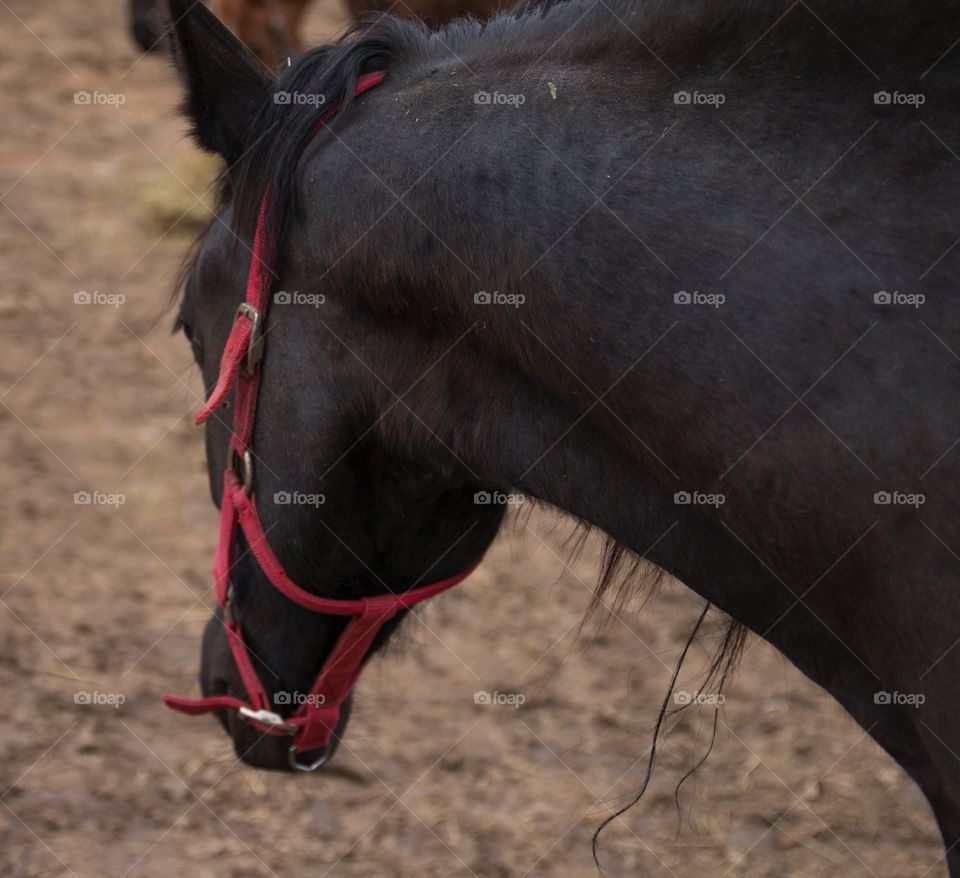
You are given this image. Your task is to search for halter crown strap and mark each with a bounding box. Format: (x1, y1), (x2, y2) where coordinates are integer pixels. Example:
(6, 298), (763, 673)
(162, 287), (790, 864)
(195, 70), (386, 426)
(164, 70), (483, 767)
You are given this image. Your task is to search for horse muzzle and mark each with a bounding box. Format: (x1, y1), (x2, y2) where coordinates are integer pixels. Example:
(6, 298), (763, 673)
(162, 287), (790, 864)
(226, 693), (354, 772)
(192, 612), (354, 771)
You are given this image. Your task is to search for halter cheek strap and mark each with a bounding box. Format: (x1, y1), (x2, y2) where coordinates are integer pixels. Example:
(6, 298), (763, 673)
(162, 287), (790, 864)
(163, 71), (482, 770)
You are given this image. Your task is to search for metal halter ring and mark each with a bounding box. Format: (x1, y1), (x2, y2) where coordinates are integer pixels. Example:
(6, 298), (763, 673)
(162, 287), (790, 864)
(227, 446), (254, 496)
(288, 744), (333, 772)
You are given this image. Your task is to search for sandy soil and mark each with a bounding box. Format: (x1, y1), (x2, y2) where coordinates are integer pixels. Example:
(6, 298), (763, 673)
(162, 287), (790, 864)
(0, 1), (949, 875)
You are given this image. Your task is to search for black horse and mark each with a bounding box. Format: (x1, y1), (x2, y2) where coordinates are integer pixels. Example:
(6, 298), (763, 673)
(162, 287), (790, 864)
(166, 0), (960, 870)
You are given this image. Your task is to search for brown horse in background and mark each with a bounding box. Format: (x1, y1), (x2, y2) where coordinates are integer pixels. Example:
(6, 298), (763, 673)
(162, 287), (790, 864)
(212, 0), (312, 66)
(345, 0), (510, 28)
(130, 0), (510, 68)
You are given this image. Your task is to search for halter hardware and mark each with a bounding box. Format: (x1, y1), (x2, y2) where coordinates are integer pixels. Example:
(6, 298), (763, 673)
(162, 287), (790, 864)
(236, 302), (263, 376)
(289, 744), (333, 772)
(227, 446), (254, 496)
(163, 71), (483, 770)
(239, 706), (297, 733)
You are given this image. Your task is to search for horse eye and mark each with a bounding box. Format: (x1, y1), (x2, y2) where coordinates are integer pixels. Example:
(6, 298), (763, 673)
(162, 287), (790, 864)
(187, 331), (203, 359)
(173, 315), (196, 342)
(174, 317), (204, 362)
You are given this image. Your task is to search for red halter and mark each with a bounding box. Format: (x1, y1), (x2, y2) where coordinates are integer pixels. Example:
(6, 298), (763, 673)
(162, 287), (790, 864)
(163, 71), (481, 770)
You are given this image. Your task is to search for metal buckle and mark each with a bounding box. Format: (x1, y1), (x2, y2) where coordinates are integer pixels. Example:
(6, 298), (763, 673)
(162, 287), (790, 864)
(227, 446), (254, 496)
(288, 743), (332, 772)
(223, 582), (236, 625)
(237, 706), (298, 734)
(236, 303), (263, 376)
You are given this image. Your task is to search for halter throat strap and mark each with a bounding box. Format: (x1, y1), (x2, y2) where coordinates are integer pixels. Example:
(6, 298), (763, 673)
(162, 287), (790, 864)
(163, 71), (482, 769)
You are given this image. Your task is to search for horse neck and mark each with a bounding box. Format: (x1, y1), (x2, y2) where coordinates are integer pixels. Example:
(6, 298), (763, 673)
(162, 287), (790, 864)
(360, 302), (675, 556)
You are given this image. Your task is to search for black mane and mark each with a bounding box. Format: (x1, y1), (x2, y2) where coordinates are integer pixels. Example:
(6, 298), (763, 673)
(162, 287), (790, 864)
(228, 18), (413, 249)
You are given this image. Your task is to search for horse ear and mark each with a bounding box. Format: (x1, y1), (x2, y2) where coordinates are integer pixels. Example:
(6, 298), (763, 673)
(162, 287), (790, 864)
(165, 0), (272, 164)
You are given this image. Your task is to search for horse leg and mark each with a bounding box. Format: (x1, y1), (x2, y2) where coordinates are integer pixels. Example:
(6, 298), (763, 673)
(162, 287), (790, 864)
(643, 522), (960, 874)
(764, 551), (960, 877)
(906, 641), (960, 875)
(856, 549), (960, 876)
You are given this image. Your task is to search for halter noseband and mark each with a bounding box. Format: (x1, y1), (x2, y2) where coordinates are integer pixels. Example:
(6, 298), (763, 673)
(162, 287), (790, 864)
(163, 71), (481, 770)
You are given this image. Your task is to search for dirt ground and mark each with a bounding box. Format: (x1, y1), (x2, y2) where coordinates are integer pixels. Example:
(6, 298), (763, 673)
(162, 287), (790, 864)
(0, 1), (949, 876)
